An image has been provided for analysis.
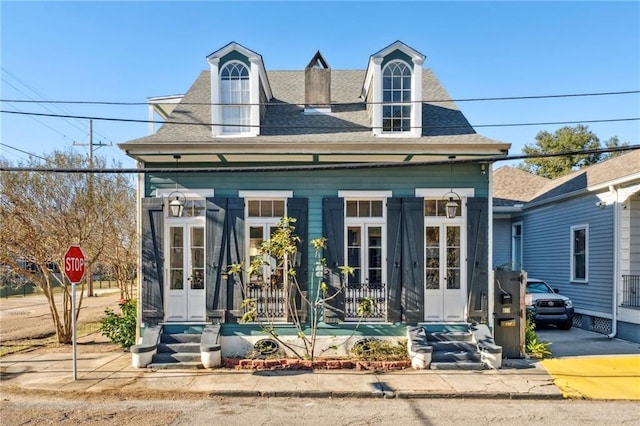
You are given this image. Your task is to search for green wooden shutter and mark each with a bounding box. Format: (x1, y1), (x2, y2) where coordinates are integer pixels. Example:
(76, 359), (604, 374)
(467, 197), (489, 323)
(141, 198), (164, 326)
(287, 198), (308, 322)
(387, 198), (403, 323)
(322, 197), (344, 323)
(402, 198), (425, 323)
(206, 198), (227, 323)
(225, 197), (245, 322)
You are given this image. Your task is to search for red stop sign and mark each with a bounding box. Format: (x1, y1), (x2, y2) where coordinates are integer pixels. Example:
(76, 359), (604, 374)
(64, 245), (85, 284)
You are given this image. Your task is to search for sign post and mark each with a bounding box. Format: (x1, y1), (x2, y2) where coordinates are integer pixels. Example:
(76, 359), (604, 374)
(64, 245), (85, 381)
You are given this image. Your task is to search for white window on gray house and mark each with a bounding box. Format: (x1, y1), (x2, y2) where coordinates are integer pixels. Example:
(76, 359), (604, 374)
(571, 225), (588, 282)
(220, 62), (250, 134)
(512, 222), (523, 271)
(345, 199), (386, 321)
(382, 61), (412, 133)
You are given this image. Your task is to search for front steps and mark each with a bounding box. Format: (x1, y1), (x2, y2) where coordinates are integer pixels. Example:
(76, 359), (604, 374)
(148, 329), (203, 369)
(407, 323), (502, 370)
(427, 328), (485, 370)
(131, 323), (222, 370)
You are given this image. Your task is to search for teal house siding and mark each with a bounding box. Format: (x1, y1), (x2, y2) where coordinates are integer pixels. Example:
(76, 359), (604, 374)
(122, 41), (511, 343)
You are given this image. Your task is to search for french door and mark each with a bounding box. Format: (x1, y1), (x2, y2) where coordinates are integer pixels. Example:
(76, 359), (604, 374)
(166, 223), (206, 322)
(424, 223), (465, 321)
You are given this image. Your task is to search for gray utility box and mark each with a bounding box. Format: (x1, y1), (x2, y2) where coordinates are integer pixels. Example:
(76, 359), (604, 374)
(493, 270), (526, 358)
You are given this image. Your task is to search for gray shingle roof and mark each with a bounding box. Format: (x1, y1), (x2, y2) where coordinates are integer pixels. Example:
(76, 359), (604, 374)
(492, 166), (550, 206)
(494, 149), (640, 207)
(119, 68), (510, 155)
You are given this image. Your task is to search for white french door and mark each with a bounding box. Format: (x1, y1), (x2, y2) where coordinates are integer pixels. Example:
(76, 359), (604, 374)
(166, 223), (206, 322)
(424, 223), (465, 321)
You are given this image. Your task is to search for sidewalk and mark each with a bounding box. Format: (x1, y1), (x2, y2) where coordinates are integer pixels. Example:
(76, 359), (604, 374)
(0, 351), (562, 400)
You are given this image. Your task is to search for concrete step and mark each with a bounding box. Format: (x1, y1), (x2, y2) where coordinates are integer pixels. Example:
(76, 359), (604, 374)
(431, 350), (483, 363)
(157, 342), (200, 354)
(430, 361), (486, 370)
(160, 333), (201, 344)
(427, 331), (474, 342)
(430, 341), (478, 352)
(151, 352), (201, 364)
(147, 361), (203, 370)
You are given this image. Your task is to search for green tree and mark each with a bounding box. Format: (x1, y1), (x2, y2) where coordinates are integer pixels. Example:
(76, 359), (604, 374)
(518, 125), (628, 179)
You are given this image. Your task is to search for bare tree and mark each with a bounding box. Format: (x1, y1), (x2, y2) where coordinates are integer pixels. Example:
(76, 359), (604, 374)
(0, 150), (135, 343)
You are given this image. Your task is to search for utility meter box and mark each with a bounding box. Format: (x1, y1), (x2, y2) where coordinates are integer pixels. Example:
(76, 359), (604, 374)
(493, 270), (526, 358)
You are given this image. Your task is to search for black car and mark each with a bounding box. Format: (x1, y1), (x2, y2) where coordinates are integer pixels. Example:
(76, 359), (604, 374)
(526, 278), (574, 330)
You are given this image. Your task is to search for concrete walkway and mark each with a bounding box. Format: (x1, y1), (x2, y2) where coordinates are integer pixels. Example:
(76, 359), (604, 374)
(0, 352), (561, 400)
(2, 327), (638, 400)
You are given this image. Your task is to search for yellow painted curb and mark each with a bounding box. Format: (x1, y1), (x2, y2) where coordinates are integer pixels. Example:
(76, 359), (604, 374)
(541, 356), (640, 400)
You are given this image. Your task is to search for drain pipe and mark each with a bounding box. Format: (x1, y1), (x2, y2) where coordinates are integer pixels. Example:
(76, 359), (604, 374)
(608, 185), (619, 339)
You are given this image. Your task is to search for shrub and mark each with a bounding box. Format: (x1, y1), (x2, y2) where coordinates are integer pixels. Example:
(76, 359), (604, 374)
(100, 298), (136, 349)
(525, 313), (552, 359)
(350, 338), (408, 361)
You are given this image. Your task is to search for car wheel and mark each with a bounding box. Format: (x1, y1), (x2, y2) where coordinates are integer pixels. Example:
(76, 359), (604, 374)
(557, 320), (573, 330)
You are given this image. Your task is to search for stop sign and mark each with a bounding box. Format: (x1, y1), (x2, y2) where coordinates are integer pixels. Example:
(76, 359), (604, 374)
(64, 245), (85, 284)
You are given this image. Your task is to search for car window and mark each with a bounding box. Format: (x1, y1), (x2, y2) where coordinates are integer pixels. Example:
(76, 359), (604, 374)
(526, 282), (553, 294)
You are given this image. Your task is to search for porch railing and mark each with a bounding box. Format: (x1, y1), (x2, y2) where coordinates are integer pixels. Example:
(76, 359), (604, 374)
(344, 281), (387, 321)
(245, 283), (288, 322)
(622, 275), (640, 308)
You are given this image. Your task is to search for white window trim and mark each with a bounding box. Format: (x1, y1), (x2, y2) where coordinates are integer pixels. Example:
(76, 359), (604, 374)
(570, 224), (589, 283)
(512, 222), (523, 271)
(210, 59), (259, 137)
(339, 190), (392, 199)
(415, 188), (475, 198)
(155, 188), (214, 198)
(239, 190), (293, 198)
(372, 58), (422, 138)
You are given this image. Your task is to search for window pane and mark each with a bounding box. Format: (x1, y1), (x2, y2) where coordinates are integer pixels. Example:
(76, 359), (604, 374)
(424, 200), (437, 216)
(273, 200), (285, 217)
(446, 269), (460, 289)
(248, 200), (260, 217)
(371, 200), (383, 217)
(346, 200), (358, 217)
(359, 200), (370, 217)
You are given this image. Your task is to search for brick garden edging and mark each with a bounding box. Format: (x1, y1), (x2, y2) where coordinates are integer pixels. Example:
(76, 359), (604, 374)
(222, 358), (411, 371)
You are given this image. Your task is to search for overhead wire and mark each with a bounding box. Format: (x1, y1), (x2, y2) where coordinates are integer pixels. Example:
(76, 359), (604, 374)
(1, 109), (638, 130)
(1, 89), (638, 106)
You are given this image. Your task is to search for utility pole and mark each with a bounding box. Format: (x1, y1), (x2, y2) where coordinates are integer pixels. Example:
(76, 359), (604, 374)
(74, 120), (111, 297)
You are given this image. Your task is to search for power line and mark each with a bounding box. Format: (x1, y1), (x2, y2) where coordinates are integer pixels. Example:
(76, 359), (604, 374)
(1, 109), (638, 130)
(1, 145), (637, 174)
(1, 67), (114, 144)
(0, 142), (47, 161)
(1, 90), (638, 106)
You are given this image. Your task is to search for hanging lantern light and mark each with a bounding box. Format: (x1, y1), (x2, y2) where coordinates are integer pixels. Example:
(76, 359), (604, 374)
(443, 155), (460, 219)
(168, 154), (184, 217)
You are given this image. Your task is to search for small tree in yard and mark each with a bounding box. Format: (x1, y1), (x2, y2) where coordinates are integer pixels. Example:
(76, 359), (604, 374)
(0, 151), (136, 344)
(229, 217), (366, 361)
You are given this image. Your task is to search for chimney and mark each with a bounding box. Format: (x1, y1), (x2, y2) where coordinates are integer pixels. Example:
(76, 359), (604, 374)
(304, 51), (331, 114)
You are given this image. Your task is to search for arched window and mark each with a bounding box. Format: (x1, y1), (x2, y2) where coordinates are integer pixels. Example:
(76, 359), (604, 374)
(220, 62), (250, 134)
(382, 61), (412, 132)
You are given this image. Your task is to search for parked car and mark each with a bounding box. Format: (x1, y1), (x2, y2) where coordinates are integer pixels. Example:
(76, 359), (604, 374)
(526, 278), (574, 330)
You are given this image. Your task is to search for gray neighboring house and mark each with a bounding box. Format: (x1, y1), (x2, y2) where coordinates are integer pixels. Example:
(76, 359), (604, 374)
(493, 149), (640, 343)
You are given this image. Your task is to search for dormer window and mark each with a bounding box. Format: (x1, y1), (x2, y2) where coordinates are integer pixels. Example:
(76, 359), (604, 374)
(362, 41), (425, 138)
(382, 61), (412, 132)
(207, 42), (273, 137)
(220, 62), (250, 134)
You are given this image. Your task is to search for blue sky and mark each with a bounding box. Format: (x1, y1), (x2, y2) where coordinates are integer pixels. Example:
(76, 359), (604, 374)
(1, 1), (638, 169)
